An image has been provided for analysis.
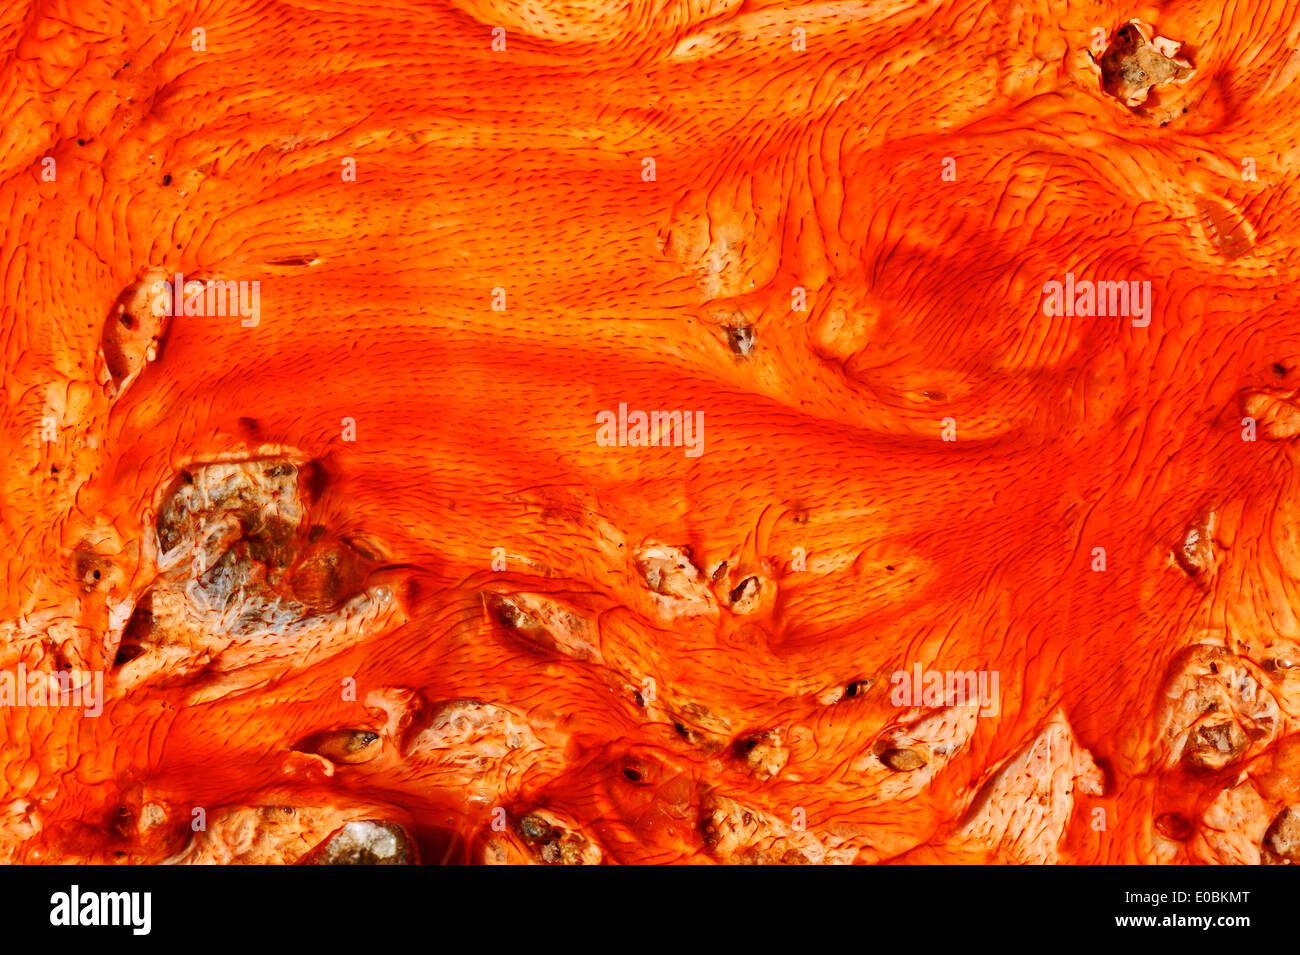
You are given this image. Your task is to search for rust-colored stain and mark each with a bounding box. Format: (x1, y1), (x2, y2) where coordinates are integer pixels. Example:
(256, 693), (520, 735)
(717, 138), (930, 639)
(1, 0), (1298, 866)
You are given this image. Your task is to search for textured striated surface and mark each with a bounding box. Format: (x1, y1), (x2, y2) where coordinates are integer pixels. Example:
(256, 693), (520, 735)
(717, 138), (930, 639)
(2, 0), (1300, 864)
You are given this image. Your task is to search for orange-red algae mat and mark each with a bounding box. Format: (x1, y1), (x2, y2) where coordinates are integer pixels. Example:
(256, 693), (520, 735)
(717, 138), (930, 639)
(1, 0), (1300, 864)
